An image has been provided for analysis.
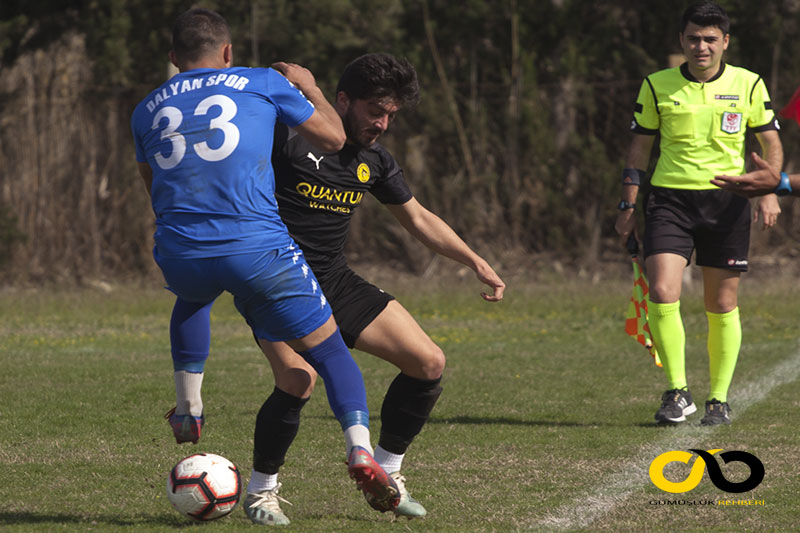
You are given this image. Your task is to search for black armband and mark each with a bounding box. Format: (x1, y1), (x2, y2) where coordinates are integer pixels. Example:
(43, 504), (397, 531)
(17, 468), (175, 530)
(622, 168), (646, 186)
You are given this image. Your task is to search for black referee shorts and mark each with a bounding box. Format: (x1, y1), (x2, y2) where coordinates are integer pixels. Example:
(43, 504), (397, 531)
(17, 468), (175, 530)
(317, 266), (395, 348)
(644, 186), (751, 272)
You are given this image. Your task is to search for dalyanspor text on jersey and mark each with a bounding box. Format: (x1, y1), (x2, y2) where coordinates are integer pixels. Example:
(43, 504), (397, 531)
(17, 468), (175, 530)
(145, 74), (251, 113)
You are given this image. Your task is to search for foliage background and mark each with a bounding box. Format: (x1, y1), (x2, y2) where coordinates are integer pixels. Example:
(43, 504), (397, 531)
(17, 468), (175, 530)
(2, 0), (800, 283)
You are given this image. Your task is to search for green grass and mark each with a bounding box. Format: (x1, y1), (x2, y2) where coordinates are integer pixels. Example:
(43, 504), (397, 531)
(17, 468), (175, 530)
(0, 273), (798, 532)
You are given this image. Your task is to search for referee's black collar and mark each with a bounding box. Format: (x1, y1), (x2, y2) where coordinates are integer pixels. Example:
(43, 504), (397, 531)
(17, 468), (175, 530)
(680, 61), (726, 83)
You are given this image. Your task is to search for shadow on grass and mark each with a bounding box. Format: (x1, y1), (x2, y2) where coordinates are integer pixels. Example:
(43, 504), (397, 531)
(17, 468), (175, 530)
(0, 511), (187, 528)
(303, 413), (668, 428)
(0, 510), (394, 529)
(429, 415), (669, 428)
(429, 415), (590, 427)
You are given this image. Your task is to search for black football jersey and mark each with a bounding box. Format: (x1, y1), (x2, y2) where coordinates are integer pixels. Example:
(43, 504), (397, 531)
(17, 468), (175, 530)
(272, 123), (413, 273)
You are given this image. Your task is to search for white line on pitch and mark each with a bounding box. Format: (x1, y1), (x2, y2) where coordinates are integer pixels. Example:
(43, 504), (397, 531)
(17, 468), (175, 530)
(533, 345), (800, 531)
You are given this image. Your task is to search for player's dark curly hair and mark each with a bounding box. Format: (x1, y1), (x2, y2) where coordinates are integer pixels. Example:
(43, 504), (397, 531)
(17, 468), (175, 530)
(681, 1), (730, 35)
(172, 8), (231, 64)
(336, 53), (420, 108)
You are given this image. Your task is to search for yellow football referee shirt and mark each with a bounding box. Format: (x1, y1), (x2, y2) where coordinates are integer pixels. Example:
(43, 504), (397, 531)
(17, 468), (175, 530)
(632, 62), (778, 190)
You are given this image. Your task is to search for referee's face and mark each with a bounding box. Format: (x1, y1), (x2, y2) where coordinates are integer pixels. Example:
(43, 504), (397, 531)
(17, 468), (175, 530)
(339, 95), (400, 148)
(680, 22), (729, 78)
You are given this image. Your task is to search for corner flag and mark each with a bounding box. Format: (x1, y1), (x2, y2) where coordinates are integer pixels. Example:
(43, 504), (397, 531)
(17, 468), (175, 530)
(779, 85), (800, 125)
(625, 236), (661, 367)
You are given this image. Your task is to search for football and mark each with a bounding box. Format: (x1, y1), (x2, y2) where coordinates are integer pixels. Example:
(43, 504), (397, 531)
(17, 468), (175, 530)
(166, 453), (242, 521)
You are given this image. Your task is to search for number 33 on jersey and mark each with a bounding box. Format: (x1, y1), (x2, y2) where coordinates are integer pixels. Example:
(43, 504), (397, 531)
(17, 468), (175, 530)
(151, 94), (240, 169)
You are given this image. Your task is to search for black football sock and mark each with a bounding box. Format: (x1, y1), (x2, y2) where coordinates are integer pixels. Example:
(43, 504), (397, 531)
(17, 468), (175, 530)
(253, 387), (308, 474)
(378, 373), (443, 455)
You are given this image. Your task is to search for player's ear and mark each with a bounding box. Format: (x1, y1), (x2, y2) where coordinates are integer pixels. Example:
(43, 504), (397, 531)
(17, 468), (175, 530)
(335, 91), (350, 111)
(168, 50), (179, 69)
(222, 44), (233, 67)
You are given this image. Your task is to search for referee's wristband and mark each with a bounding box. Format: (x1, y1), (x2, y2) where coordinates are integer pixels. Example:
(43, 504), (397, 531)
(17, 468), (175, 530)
(775, 172), (793, 197)
(622, 168), (646, 186)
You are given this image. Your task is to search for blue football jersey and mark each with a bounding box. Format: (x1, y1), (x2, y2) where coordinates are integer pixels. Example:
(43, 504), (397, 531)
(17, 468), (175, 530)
(132, 67), (315, 258)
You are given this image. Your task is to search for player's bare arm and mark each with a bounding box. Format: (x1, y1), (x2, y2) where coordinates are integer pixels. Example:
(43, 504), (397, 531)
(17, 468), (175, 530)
(137, 161), (153, 198)
(712, 152), (800, 197)
(272, 62), (346, 152)
(614, 133), (655, 244)
(385, 198), (505, 302)
(750, 129), (783, 228)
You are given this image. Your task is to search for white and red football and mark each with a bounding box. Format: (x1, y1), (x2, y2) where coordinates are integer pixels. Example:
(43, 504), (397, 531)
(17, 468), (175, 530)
(166, 453), (242, 521)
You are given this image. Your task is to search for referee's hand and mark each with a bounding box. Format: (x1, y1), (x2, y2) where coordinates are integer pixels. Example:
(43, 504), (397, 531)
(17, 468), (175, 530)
(614, 209), (636, 247)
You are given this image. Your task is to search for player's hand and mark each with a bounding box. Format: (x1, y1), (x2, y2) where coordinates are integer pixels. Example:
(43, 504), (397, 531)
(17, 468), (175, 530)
(753, 193), (781, 230)
(614, 209), (637, 247)
(271, 62), (317, 93)
(475, 263), (505, 302)
(711, 152), (779, 198)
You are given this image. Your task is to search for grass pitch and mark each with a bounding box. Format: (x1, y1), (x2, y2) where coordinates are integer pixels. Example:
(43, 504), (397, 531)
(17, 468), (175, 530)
(0, 271), (798, 532)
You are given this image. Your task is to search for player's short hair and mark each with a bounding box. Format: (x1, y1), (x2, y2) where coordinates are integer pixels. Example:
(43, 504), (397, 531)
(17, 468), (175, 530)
(171, 8), (231, 64)
(681, 1), (730, 35)
(336, 53), (420, 108)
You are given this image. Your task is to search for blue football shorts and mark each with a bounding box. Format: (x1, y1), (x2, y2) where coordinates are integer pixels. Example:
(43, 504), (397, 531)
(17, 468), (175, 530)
(154, 244), (331, 342)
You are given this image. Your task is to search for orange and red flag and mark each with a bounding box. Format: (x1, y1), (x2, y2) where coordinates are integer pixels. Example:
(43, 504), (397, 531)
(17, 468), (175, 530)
(625, 236), (661, 367)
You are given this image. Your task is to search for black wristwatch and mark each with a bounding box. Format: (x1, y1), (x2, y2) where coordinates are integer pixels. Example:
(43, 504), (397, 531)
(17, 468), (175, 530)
(617, 200), (636, 211)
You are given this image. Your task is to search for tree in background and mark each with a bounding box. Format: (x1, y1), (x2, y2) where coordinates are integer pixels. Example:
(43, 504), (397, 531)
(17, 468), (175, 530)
(1, 0), (799, 283)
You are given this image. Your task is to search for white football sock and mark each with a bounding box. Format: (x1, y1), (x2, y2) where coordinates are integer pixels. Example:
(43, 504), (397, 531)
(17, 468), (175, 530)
(247, 470), (278, 493)
(343, 424), (372, 455)
(174, 370), (204, 417)
(374, 445), (404, 474)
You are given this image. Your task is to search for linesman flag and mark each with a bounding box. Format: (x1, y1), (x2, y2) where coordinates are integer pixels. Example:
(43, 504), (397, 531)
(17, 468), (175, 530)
(625, 235), (661, 367)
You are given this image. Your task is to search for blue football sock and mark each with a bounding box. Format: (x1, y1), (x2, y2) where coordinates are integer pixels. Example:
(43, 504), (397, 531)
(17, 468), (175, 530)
(298, 329), (369, 430)
(170, 298), (213, 373)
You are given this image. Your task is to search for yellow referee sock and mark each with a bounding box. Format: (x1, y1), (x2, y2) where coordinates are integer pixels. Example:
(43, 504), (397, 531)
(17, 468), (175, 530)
(647, 299), (687, 390)
(707, 307), (741, 403)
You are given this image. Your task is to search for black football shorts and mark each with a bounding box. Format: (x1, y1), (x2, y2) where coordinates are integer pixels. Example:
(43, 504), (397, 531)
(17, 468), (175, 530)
(644, 186), (751, 271)
(317, 266), (395, 348)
